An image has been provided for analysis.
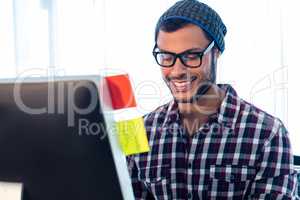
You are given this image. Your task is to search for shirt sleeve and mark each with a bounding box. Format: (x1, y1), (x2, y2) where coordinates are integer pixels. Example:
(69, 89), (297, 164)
(126, 155), (154, 200)
(247, 123), (299, 199)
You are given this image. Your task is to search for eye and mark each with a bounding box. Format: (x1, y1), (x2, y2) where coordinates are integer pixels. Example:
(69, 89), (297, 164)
(183, 53), (200, 60)
(159, 53), (174, 62)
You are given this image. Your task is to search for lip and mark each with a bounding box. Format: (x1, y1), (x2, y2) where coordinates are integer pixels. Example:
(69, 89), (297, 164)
(169, 77), (196, 92)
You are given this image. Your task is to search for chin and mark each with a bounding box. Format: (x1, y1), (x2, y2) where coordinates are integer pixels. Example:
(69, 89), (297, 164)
(172, 92), (195, 103)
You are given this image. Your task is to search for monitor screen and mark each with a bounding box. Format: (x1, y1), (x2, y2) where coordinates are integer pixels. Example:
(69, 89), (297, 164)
(0, 79), (124, 200)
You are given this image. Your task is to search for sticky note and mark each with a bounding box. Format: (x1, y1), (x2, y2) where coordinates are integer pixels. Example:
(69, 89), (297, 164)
(105, 74), (137, 110)
(116, 117), (150, 155)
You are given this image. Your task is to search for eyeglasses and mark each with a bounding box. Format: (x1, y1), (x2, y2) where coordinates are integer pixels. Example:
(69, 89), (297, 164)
(152, 41), (215, 68)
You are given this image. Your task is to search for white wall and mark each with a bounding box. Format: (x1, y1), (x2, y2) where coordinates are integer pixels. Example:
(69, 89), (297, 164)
(0, 0), (300, 198)
(284, 0), (300, 156)
(0, 0), (299, 152)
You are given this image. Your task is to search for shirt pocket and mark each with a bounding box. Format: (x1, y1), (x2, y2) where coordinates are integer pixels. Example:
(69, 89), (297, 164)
(208, 165), (256, 199)
(138, 164), (171, 200)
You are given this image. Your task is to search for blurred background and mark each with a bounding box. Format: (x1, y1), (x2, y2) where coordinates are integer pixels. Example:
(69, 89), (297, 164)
(0, 0), (299, 165)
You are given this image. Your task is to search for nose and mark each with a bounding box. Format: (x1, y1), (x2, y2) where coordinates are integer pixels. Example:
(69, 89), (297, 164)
(170, 57), (186, 76)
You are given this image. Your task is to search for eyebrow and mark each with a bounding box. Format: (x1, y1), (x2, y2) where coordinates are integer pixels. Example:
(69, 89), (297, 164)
(156, 47), (205, 54)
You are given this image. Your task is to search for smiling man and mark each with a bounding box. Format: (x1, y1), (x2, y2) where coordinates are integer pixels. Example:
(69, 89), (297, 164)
(127, 0), (298, 199)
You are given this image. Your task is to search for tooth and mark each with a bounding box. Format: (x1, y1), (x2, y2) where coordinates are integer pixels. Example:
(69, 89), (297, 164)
(174, 81), (191, 87)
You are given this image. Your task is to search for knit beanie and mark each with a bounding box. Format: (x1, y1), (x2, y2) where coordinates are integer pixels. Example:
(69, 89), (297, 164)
(155, 0), (227, 53)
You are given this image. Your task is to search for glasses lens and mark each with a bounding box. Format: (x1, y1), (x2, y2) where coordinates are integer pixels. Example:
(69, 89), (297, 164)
(181, 53), (202, 67)
(156, 53), (174, 67)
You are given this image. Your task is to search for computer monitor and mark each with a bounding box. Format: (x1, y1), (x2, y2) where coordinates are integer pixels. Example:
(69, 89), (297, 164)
(0, 77), (132, 200)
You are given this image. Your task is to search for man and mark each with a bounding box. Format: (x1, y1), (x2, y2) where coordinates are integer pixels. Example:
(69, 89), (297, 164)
(127, 0), (298, 199)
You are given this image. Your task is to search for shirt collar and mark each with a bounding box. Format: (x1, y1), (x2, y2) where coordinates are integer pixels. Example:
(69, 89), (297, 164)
(162, 84), (241, 130)
(217, 84), (241, 129)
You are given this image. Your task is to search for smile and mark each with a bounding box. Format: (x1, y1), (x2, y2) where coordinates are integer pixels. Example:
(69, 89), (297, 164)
(170, 77), (196, 92)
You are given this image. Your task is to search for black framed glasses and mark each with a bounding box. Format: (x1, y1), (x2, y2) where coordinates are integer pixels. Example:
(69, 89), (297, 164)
(152, 41), (215, 68)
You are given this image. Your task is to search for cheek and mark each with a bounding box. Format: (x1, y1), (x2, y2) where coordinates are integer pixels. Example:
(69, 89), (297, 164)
(202, 66), (210, 77)
(199, 56), (212, 77)
(190, 67), (204, 78)
(161, 68), (171, 78)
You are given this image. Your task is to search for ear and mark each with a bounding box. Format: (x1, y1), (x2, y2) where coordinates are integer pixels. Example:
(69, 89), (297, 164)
(214, 48), (221, 59)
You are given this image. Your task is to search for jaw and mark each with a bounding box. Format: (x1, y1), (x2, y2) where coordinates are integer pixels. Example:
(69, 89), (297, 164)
(176, 84), (224, 116)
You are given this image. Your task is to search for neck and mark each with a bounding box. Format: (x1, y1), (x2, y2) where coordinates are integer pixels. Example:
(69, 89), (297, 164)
(178, 85), (225, 136)
(179, 85), (225, 116)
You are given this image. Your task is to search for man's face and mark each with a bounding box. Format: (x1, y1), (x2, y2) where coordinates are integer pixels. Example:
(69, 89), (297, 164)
(156, 24), (216, 103)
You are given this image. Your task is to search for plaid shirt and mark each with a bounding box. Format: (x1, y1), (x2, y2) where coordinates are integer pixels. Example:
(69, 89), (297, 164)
(127, 84), (298, 200)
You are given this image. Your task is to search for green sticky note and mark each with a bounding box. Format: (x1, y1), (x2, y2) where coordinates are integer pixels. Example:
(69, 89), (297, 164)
(116, 117), (150, 155)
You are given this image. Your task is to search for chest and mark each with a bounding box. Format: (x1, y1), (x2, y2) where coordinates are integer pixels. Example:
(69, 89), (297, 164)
(135, 127), (260, 199)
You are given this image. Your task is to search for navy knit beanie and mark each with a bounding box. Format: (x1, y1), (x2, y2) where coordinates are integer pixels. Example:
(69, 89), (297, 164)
(155, 0), (227, 53)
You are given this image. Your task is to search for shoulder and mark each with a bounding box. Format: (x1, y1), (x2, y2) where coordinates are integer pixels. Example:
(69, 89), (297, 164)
(237, 98), (288, 141)
(127, 102), (173, 163)
(219, 84), (287, 139)
(143, 101), (173, 130)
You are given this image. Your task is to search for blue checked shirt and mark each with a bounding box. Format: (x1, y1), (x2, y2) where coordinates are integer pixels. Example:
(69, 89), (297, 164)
(127, 84), (298, 199)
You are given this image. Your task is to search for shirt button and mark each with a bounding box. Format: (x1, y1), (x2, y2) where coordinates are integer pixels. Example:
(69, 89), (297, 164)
(188, 162), (192, 168)
(188, 193), (192, 199)
(230, 174), (235, 182)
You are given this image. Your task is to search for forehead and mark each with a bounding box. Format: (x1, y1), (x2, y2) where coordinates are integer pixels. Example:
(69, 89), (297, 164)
(156, 24), (210, 53)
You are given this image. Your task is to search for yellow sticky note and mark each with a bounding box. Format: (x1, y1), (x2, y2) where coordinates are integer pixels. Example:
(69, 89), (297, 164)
(116, 117), (150, 155)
